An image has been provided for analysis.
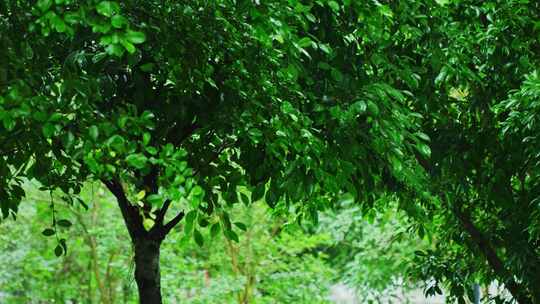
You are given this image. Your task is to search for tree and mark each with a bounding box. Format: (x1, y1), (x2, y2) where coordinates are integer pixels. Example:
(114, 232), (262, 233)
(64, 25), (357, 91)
(405, 1), (540, 303)
(0, 1), (429, 302)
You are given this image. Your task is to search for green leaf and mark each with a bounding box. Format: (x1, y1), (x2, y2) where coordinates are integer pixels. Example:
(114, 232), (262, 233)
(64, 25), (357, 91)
(105, 43), (125, 57)
(210, 222), (221, 238)
(234, 222), (247, 231)
(145, 146), (158, 155)
(185, 210), (197, 225)
(125, 30), (146, 44)
(111, 15), (128, 28)
(3, 117), (15, 131)
(435, 0), (450, 5)
(266, 190), (278, 207)
(417, 144), (432, 157)
(54, 244), (63, 257)
(318, 43), (332, 54)
(190, 195), (201, 209)
(193, 229), (204, 247)
(331, 68), (343, 82)
(118, 116), (128, 128)
(96, 1), (120, 17)
(125, 153), (147, 169)
(390, 156), (403, 172)
(42, 123), (56, 138)
(378, 4), (393, 18)
(140, 63), (155, 72)
(59, 238), (67, 254)
(42, 228), (55, 236)
(367, 101), (380, 116)
(62, 131), (75, 149)
(57, 219), (72, 228)
(63, 12), (80, 24)
(252, 183), (265, 202)
(198, 218), (209, 227)
(418, 225), (425, 239)
(37, 0), (53, 12)
(88, 126), (99, 140)
(415, 132), (430, 141)
(222, 191), (238, 206)
(142, 133), (151, 145)
(328, 1), (340, 11)
(248, 128), (263, 142)
(240, 193), (250, 206)
(50, 15), (66, 33)
(176, 235), (189, 248)
(143, 218), (155, 231)
(105, 164), (116, 174)
(106, 134), (125, 152)
(136, 190), (146, 200)
(351, 100), (367, 113)
(92, 52), (107, 64)
(141, 111), (155, 121)
(191, 185), (204, 197)
(434, 66), (448, 86)
(318, 62), (331, 70)
(121, 39), (136, 54)
(184, 210), (197, 234)
(224, 229), (239, 242)
(414, 250), (427, 257)
(146, 194), (162, 206)
(297, 37), (314, 48)
(221, 212), (232, 230)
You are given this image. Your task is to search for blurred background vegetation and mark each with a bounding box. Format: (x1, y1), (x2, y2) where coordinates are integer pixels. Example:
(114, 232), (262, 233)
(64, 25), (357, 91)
(0, 182), (429, 303)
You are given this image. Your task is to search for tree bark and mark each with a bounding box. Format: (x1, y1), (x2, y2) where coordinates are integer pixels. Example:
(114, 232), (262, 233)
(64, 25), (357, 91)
(134, 237), (163, 304)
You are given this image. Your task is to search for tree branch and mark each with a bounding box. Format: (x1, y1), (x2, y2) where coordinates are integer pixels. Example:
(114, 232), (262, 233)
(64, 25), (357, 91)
(101, 178), (144, 240)
(452, 202), (533, 304)
(155, 199), (171, 226)
(142, 166), (159, 195)
(160, 210), (185, 237)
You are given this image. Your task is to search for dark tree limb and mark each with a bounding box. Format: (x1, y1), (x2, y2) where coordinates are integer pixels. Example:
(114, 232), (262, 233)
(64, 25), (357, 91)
(101, 178), (144, 240)
(148, 200), (184, 240)
(142, 166), (160, 195)
(160, 211), (185, 237)
(453, 204), (533, 304)
(154, 199), (171, 226)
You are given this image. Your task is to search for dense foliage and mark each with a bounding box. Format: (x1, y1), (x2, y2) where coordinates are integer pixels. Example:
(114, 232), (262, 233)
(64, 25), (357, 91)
(405, 1), (540, 303)
(1, 0), (539, 303)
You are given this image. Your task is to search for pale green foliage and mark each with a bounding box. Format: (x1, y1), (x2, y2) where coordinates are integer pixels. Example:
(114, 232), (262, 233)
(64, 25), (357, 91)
(319, 197), (427, 302)
(0, 184), (336, 303)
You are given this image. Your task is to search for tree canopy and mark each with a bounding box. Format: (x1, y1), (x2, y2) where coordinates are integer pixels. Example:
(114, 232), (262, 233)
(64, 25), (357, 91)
(1, 0), (539, 303)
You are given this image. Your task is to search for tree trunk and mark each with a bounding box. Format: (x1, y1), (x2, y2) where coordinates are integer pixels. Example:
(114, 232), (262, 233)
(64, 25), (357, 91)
(103, 179), (185, 304)
(134, 237), (163, 304)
